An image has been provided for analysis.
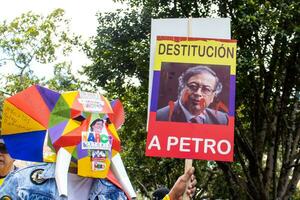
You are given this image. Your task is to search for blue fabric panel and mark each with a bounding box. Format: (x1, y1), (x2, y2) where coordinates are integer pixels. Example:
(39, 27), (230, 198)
(2, 130), (46, 162)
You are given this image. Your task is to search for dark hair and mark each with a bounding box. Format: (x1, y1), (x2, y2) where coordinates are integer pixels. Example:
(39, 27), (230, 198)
(152, 187), (170, 200)
(90, 119), (104, 131)
(178, 65), (222, 97)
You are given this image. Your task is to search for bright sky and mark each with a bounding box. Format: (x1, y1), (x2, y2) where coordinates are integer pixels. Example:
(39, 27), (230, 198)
(0, 0), (127, 80)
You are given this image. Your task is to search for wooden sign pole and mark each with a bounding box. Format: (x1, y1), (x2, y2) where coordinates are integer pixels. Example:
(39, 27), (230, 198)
(183, 159), (193, 200)
(183, 17), (193, 200)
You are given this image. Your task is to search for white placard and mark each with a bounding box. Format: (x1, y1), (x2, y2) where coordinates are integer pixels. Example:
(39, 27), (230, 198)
(147, 18), (231, 129)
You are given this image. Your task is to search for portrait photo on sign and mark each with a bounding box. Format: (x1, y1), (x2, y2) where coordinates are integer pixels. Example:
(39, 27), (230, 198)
(82, 118), (111, 150)
(156, 62), (230, 125)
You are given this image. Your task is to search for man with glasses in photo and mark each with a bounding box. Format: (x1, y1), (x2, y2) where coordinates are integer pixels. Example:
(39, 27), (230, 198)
(0, 135), (16, 186)
(156, 65), (228, 125)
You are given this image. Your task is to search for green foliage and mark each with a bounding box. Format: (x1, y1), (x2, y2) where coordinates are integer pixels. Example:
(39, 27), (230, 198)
(1, 72), (43, 95)
(0, 9), (82, 96)
(47, 62), (81, 92)
(292, 188), (300, 200)
(0, 9), (79, 76)
(83, 9), (150, 92)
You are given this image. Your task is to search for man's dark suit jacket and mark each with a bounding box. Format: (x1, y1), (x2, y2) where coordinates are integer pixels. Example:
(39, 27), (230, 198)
(156, 101), (228, 125)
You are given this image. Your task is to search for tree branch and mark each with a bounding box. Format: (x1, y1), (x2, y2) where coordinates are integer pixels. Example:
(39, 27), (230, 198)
(217, 162), (256, 200)
(282, 164), (300, 200)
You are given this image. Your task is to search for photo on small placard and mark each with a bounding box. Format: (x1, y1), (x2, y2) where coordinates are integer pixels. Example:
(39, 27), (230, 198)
(81, 118), (112, 150)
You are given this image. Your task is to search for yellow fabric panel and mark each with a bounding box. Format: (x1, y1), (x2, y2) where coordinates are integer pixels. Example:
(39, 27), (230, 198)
(62, 119), (81, 136)
(2, 101), (45, 135)
(64, 146), (76, 154)
(77, 156), (110, 178)
(112, 149), (119, 157)
(107, 123), (120, 141)
(61, 91), (79, 107)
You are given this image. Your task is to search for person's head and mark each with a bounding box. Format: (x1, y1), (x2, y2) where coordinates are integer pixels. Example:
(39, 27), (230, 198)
(0, 136), (14, 177)
(178, 66), (222, 115)
(152, 187), (170, 200)
(90, 119), (104, 132)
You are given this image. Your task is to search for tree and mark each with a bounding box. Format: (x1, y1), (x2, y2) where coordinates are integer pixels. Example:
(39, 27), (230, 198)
(216, 1), (300, 199)
(0, 8), (80, 95)
(84, 0), (299, 199)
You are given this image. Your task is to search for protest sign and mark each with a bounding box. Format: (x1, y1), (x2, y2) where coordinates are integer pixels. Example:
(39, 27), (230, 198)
(147, 18), (231, 121)
(146, 36), (237, 161)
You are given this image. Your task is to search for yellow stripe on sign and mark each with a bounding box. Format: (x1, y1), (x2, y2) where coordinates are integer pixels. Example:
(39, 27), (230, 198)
(1, 101), (46, 135)
(154, 39), (237, 75)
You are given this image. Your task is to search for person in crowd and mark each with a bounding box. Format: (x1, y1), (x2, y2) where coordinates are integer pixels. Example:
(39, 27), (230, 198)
(0, 136), (16, 186)
(0, 162), (128, 199)
(153, 167), (197, 200)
